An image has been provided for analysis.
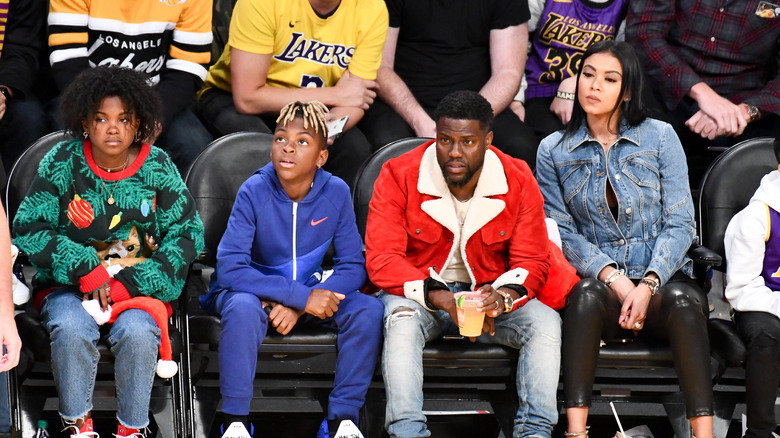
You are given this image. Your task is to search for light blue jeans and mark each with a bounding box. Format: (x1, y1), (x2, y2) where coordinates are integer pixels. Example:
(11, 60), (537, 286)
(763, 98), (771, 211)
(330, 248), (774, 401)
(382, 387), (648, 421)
(380, 288), (562, 438)
(41, 288), (161, 428)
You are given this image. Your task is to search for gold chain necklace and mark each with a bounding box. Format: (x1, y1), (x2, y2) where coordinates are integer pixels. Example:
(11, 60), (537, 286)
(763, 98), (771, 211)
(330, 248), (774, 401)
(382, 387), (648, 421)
(97, 155), (129, 205)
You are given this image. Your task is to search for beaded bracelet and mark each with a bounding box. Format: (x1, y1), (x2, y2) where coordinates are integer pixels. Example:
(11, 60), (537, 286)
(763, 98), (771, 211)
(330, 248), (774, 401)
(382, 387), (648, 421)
(564, 426), (590, 436)
(603, 269), (625, 288)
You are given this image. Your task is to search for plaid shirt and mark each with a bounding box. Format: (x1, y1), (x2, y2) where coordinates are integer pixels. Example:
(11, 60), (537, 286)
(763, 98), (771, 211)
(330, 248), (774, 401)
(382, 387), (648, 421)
(627, 0), (780, 115)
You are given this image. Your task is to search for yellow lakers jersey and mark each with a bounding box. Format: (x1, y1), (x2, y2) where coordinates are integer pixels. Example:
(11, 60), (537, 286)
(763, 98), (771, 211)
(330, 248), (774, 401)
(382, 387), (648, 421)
(202, 0), (388, 95)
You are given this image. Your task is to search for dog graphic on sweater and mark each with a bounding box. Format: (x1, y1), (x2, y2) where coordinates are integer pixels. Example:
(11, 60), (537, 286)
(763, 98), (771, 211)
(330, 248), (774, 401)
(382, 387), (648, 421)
(82, 226), (178, 378)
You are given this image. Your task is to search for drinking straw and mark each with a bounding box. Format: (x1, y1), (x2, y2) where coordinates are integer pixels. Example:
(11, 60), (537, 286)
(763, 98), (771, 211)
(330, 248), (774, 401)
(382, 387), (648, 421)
(610, 401), (626, 438)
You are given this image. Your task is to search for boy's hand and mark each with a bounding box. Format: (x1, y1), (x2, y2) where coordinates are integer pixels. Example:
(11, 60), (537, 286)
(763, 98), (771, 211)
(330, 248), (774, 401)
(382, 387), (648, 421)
(268, 303), (304, 335)
(305, 289), (345, 319)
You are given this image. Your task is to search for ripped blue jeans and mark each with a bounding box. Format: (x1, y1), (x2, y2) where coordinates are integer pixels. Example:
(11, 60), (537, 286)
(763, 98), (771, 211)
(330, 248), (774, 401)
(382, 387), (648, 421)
(379, 288), (562, 438)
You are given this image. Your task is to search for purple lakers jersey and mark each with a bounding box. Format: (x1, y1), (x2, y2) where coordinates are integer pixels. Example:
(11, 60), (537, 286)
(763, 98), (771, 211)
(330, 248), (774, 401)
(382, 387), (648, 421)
(761, 205), (780, 291)
(525, 0), (626, 100)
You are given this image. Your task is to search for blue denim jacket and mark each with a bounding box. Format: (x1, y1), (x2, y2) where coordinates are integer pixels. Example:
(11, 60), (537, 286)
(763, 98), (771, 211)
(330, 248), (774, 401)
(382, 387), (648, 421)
(535, 118), (695, 285)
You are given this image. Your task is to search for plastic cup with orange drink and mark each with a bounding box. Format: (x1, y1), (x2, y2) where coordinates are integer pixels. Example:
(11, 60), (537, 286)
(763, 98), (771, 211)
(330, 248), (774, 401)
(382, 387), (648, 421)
(454, 291), (486, 337)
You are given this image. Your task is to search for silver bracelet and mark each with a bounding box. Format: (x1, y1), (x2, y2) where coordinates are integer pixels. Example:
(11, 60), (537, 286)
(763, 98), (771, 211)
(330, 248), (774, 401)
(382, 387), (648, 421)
(640, 276), (660, 295)
(603, 269), (625, 288)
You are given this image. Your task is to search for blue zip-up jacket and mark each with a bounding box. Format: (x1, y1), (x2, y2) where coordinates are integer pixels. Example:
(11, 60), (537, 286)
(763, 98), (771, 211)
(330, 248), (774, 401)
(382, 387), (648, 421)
(201, 164), (366, 312)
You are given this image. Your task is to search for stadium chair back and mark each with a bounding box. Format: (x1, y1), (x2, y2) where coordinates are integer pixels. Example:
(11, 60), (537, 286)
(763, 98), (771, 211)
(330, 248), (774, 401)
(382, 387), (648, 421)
(5, 131), (70, 223)
(352, 137), (428, 239)
(185, 131), (274, 267)
(698, 137), (776, 271)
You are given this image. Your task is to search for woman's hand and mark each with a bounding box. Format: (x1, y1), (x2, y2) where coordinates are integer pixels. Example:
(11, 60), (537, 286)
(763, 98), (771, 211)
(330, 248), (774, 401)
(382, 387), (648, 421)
(610, 275), (635, 303)
(618, 284), (652, 331)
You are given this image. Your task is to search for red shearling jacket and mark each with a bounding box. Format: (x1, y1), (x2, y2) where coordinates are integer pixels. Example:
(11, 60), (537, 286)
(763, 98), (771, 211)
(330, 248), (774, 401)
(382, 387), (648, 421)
(365, 141), (558, 310)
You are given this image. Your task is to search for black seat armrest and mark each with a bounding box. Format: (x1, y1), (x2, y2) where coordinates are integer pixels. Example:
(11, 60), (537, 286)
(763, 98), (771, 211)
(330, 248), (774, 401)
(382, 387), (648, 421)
(688, 243), (722, 268)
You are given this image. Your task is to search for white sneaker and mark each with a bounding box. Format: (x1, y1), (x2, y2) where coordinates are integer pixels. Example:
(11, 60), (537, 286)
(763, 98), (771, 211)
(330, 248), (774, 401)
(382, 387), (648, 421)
(220, 421), (252, 438)
(333, 420), (363, 438)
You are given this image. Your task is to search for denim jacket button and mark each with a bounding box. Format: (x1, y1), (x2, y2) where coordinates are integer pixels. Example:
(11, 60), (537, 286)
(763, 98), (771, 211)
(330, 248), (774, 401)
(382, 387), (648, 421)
(615, 174), (621, 181)
(625, 208), (632, 214)
(617, 239), (625, 245)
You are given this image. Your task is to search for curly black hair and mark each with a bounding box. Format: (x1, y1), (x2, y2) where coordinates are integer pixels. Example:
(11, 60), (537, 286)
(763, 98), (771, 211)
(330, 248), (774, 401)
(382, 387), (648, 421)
(60, 66), (163, 143)
(433, 90), (494, 131)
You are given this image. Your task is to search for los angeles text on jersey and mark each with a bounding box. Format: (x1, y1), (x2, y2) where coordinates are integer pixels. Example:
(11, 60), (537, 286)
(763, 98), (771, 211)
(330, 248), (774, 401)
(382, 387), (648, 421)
(274, 32), (355, 69)
(89, 34), (167, 75)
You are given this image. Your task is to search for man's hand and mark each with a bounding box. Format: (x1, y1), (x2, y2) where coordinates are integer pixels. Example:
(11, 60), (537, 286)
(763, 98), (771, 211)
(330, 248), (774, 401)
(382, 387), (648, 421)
(428, 288), (457, 322)
(476, 285), (504, 319)
(333, 71), (378, 110)
(687, 82), (747, 137)
(686, 112), (721, 140)
(305, 289), (345, 319)
(268, 303), (304, 335)
(509, 101), (526, 122)
(0, 317), (20, 372)
(0, 91), (6, 121)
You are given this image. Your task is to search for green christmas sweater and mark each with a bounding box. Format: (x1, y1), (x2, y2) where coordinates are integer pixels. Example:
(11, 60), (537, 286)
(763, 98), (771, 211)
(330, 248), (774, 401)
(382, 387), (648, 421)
(13, 139), (204, 303)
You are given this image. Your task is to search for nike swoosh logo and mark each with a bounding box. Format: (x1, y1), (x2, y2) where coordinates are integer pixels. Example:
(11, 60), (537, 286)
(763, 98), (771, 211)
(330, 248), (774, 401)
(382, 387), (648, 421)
(289, 21), (295, 27)
(311, 217), (328, 226)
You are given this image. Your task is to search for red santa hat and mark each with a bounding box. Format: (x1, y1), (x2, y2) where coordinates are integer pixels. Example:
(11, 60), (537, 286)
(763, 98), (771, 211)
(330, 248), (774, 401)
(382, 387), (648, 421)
(83, 296), (178, 378)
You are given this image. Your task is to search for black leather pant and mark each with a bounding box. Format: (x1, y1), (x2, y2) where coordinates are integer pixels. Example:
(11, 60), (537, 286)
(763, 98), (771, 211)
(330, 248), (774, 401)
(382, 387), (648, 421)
(562, 273), (714, 418)
(734, 311), (780, 438)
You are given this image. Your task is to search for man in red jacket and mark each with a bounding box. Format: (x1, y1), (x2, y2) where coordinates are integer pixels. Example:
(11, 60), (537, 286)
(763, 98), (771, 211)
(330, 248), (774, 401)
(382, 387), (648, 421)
(365, 90), (567, 438)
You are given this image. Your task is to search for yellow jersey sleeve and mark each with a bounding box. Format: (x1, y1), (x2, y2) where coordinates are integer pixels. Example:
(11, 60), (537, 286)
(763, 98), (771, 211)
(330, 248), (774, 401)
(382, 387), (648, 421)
(229, 0), (276, 55)
(346, 0), (388, 81)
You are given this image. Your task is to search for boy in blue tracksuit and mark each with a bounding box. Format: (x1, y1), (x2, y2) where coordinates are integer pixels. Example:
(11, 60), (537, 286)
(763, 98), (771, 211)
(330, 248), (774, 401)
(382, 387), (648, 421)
(200, 101), (383, 438)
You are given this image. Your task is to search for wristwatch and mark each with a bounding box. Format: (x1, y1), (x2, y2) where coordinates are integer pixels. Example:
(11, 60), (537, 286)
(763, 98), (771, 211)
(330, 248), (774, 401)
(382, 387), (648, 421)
(742, 103), (761, 123)
(496, 289), (514, 313)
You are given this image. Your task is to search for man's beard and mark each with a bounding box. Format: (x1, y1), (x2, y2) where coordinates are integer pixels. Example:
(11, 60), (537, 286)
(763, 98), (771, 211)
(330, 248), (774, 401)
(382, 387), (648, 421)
(443, 164), (477, 188)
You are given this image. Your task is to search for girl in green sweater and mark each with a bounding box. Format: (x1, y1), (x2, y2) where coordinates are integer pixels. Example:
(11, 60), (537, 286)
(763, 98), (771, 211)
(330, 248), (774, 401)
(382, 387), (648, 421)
(13, 66), (204, 438)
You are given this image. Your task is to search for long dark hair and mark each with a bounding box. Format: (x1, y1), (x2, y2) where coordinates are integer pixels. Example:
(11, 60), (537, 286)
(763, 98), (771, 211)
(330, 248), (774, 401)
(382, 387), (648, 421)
(562, 40), (649, 141)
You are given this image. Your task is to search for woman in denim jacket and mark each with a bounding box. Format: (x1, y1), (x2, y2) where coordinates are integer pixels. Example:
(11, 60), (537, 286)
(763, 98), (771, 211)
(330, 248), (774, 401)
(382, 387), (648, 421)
(536, 41), (714, 438)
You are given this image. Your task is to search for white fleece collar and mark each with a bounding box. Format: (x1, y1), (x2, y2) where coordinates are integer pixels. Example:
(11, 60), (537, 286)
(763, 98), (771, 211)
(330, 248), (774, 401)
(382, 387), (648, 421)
(417, 144), (508, 285)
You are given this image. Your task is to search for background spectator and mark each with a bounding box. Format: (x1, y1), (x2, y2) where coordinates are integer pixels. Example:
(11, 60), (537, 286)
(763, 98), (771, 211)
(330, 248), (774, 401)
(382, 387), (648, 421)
(48, 0), (214, 174)
(515, 0), (627, 141)
(196, 0), (388, 189)
(627, 0), (780, 184)
(0, 0), (51, 181)
(359, 0), (538, 167)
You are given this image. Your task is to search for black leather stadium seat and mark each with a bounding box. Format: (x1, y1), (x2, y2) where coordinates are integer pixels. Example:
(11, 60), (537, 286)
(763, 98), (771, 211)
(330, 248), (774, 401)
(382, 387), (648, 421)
(697, 137), (779, 432)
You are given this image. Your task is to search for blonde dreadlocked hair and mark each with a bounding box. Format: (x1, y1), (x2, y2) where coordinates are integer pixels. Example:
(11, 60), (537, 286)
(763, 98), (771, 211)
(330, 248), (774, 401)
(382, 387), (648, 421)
(276, 101), (330, 142)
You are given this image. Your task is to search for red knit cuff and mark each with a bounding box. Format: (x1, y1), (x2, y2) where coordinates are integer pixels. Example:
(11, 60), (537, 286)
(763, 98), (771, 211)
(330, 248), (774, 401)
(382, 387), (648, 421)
(109, 279), (132, 303)
(79, 265), (110, 293)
